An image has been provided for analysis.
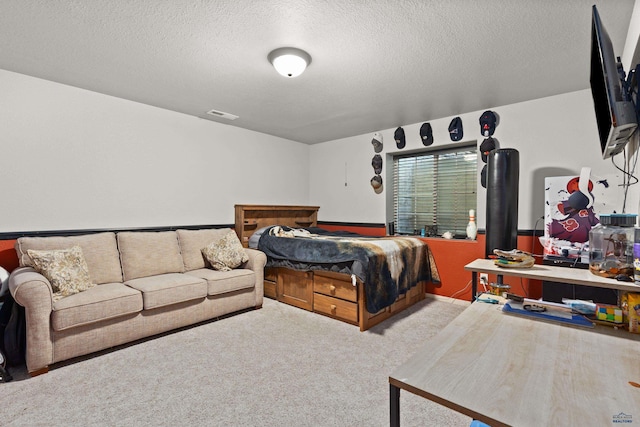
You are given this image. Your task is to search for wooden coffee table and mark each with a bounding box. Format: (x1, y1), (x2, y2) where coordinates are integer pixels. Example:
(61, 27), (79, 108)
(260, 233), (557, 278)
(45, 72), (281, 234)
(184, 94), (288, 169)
(389, 300), (640, 426)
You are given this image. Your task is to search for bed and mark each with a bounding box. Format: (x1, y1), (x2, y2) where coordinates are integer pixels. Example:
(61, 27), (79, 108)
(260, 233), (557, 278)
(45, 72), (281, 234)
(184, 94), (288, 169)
(234, 204), (440, 331)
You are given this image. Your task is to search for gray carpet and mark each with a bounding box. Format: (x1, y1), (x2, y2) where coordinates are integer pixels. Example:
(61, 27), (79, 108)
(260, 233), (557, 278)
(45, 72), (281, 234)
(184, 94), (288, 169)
(2, 297), (471, 426)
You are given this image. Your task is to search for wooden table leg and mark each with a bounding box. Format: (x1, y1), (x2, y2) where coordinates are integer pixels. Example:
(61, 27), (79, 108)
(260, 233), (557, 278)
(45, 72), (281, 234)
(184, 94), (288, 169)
(390, 383), (400, 427)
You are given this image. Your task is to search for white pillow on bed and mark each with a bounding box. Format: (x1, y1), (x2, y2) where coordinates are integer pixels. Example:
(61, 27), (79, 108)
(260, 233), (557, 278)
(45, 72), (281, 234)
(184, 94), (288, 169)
(248, 226), (271, 249)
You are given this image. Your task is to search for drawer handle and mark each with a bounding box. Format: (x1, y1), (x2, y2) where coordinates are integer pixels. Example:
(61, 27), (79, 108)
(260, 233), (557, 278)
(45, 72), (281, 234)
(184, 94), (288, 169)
(329, 285), (336, 292)
(330, 304), (337, 312)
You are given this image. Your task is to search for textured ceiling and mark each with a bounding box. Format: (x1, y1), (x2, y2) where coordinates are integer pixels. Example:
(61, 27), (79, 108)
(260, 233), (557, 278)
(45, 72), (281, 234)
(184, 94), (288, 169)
(0, 0), (635, 144)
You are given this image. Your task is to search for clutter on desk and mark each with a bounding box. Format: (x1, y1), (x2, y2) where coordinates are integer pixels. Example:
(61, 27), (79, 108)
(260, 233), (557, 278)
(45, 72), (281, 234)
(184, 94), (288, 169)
(502, 297), (595, 328)
(523, 303), (547, 312)
(588, 213), (635, 281)
(488, 281), (510, 296)
(492, 249), (535, 268)
(621, 292), (640, 333)
(499, 292), (640, 333)
(635, 228), (640, 283)
(561, 299), (596, 315)
(505, 292), (524, 302)
(475, 293), (501, 304)
(595, 303), (623, 324)
(565, 293), (640, 332)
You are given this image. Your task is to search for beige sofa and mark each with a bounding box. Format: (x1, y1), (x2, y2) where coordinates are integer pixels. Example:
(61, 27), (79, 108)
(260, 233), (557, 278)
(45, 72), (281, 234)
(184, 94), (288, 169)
(9, 228), (266, 376)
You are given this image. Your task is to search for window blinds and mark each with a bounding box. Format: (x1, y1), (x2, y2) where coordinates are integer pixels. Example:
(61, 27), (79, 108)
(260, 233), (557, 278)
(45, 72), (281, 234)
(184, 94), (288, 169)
(393, 145), (477, 237)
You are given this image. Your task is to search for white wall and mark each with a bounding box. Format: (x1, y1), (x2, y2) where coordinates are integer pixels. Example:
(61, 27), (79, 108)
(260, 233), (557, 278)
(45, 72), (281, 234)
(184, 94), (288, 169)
(2, 69), (638, 234)
(0, 69), (310, 232)
(310, 2), (640, 229)
(622, 0), (640, 70)
(309, 89), (639, 230)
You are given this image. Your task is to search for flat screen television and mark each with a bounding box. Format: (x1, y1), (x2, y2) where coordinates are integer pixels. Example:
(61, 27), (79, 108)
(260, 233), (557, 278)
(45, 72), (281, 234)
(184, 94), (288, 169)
(590, 5), (638, 159)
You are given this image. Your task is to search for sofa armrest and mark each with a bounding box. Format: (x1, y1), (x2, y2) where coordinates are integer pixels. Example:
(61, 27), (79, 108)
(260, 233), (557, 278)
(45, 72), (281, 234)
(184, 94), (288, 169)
(242, 248), (267, 304)
(9, 266), (54, 373)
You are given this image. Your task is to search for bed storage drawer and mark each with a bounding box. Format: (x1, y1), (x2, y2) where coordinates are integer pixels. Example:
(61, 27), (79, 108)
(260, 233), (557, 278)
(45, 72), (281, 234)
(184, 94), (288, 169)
(263, 267), (277, 299)
(313, 273), (357, 302)
(277, 269), (314, 311)
(314, 293), (358, 324)
(263, 280), (276, 299)
(264, 268), (277, 282)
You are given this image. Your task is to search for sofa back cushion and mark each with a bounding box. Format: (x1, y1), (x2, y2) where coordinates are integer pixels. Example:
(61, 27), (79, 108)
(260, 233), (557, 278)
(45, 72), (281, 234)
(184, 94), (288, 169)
(176, 228), (232, 271)
(15, 232), (123, 284)
(117, 231), (184, 281)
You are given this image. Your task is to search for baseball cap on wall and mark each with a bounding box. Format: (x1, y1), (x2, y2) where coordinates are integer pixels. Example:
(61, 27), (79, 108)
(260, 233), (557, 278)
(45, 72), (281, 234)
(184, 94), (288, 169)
(420, 123), (433, 146)
(371, 175), (383, 189)
(372, 154), (383, 174)
(479, 137), (496, 163)
(371, 132), (383, 153)
(480, 164), (487, 188)
(448, 117), (463, 141)
(479, 110), (497, 137)
(394, 127), (406, 149)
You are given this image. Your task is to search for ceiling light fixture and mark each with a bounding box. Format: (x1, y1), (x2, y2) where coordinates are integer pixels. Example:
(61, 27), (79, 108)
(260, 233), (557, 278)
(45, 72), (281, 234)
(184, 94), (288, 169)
(268, 47), (312, 78)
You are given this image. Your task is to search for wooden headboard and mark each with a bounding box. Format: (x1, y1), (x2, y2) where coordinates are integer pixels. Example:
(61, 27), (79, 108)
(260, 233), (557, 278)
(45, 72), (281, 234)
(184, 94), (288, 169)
(234, 204), (320, 247)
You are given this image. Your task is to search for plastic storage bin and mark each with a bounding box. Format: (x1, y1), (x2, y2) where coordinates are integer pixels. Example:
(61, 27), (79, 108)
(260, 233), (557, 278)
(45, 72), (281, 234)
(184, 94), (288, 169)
(589, 213), (636, 279)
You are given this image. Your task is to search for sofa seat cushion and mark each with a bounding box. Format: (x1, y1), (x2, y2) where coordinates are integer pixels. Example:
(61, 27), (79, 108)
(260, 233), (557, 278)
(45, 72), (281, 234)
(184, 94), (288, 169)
(15, 232), (123, 284)
(185, 268), (255, 296)
(52, 283), (143, 331)
(125, 273), (207, 309)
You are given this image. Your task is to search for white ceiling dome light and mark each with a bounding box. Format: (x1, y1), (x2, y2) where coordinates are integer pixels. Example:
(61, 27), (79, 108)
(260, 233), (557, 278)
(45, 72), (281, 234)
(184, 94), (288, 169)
(268, 47), (312, 78)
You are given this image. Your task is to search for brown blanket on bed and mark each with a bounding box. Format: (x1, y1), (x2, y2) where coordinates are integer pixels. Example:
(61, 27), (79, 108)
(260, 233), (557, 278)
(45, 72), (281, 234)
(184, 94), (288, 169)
(258, 227), (440, 313)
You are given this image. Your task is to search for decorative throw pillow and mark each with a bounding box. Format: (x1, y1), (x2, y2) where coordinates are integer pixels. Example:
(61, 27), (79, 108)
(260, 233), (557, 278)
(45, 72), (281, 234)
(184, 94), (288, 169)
(27, 246), (95, 299)
(201, 230), (249, 271)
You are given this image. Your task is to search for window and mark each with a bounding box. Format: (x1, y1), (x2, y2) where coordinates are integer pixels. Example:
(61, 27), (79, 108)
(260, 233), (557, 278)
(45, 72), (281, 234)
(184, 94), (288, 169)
(393, 144), (477, 237)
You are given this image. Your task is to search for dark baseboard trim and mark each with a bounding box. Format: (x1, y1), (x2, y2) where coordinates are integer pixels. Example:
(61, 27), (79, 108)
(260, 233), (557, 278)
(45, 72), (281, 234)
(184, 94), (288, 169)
(0, 224), (234, 240)
(474, 229), (542, 236)
(518, 229), (544, 236)
(318, 221), (385, 228)
(1, 223), (544, 240)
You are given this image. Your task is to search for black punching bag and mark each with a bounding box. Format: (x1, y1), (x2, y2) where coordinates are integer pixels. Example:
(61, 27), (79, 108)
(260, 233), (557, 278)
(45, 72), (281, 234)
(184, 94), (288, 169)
(485, 148), (519, 257)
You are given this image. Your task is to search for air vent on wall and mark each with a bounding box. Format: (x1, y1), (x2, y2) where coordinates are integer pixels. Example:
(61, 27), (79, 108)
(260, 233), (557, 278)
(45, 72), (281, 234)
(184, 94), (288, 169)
(205, 109), (239, 120)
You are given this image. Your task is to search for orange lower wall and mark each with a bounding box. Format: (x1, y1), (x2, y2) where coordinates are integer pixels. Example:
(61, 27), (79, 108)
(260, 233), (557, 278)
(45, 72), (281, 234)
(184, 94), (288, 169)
(1, 226), (544, 302)
(318, 224), (544, 302)
(426, 234), (544, 301)
(0, 239), (18, 272)
(422, 236), (485, 301)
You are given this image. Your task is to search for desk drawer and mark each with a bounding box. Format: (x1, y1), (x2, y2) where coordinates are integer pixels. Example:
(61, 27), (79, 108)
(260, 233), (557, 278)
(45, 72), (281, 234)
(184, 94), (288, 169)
(314, 293), (358, 323)
(314, 276), (357, 302)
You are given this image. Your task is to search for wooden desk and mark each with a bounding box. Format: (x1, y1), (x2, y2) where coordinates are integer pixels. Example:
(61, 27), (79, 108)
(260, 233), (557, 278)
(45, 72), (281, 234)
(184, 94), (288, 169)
(465, 258), (640, 301)
(389, 301), (640, 426)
